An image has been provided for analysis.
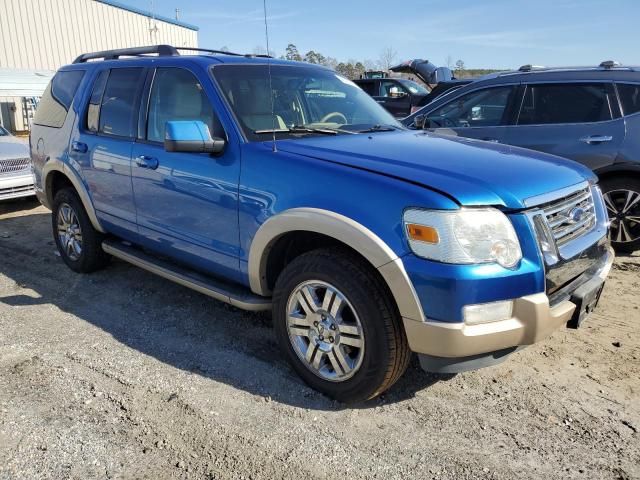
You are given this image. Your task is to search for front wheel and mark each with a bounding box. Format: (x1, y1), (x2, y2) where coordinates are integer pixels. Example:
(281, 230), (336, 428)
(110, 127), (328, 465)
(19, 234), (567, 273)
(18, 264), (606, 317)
(600, 177), (640, 253)
(272, 249), (410, 403)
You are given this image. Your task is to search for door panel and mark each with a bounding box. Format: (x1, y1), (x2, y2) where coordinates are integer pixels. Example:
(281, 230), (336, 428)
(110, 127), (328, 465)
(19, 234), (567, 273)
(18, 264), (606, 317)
(504, 83), (624, 170)
(72, 67), (145, 238)
(131, 67), (241, 282)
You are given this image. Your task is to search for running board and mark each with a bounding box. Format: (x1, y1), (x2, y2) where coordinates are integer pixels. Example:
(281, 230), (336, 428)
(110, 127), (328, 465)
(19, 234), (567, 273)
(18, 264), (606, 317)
(102, 240), (271, 311)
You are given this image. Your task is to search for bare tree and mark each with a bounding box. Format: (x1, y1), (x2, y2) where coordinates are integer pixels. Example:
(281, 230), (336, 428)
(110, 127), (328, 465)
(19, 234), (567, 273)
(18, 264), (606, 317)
(378, 47), (397, 72)
(455, 59), (465, 73)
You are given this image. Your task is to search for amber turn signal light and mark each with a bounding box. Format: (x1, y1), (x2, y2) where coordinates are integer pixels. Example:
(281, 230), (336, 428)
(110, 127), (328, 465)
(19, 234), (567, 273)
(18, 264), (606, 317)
(406, 224), (439, 244)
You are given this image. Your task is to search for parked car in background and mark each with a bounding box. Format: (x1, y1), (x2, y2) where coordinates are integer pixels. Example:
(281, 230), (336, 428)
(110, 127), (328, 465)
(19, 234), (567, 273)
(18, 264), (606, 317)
(353, 76), (432, 117)
(31, 45), (612, 403)
(404, 62), (640, 252)
(354, 59), (459, 118)
(0, 125), (34, 200)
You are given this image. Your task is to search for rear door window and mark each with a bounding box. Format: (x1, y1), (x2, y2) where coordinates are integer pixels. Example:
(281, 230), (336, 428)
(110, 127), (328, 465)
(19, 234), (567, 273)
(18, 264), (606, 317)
(518, 83), (615, 125)
(357, 81), (377, 96)
(33, 70), (85, 128)
(617, 83), (640, 116)
(86, 70), (109, 133)
(98, 68), (146, 138)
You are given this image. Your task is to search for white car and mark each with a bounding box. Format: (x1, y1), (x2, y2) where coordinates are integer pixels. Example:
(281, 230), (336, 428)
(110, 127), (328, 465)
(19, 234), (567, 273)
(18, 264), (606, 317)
(0, 125), (34, 200)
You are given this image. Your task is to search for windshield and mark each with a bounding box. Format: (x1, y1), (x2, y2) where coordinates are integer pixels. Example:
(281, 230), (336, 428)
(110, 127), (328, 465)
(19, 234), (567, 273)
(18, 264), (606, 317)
(0, 125), (9, 136)
(211, 64), (403, 141)
(398, 79), (429, 95)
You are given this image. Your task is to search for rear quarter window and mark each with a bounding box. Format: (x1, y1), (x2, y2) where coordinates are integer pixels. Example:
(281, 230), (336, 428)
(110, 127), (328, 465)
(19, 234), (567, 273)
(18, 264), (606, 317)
(33, 70), (85, 128)
(518, 83), (614, 125)
(617, 83), (640, 116)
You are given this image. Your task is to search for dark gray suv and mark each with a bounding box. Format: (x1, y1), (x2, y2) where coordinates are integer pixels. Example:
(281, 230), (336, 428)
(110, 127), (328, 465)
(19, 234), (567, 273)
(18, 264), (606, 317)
(403, 62), (640, 252)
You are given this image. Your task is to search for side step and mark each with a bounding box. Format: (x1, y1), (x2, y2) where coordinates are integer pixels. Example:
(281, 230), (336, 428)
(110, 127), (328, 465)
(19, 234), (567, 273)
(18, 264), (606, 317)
(102, 239), (271, 311)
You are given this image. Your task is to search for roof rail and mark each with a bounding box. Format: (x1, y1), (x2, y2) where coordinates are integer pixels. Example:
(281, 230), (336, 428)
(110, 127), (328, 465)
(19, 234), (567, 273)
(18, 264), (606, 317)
(73, 45), (179, 63)
(72, 45), (273, 64)
(518, 64), (546, 72)
(599, 60), (621, 69)
(175, 46), (272, 58)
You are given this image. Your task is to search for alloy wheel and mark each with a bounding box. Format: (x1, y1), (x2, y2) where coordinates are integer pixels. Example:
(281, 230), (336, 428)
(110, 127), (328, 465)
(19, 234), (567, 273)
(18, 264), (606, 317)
(57, 203), (83, 261)
(286, 280), (365, 382)
(603, 189), (640, 244)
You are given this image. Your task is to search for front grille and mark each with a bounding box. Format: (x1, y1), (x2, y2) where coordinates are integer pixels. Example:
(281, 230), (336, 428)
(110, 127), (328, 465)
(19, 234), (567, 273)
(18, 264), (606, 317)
(0, 157), (31, 175)
(542, 187), (596, 247)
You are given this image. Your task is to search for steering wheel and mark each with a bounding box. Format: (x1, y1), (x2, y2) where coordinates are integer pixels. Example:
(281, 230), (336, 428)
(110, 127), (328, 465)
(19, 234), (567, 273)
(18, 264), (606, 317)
(320, 112), (347, 124)
(441, 117), (457, 128)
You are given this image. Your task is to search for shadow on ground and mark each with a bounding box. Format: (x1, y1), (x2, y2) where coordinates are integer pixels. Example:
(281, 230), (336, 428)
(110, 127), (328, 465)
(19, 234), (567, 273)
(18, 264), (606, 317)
(0, 197), (41, 216)
(0, 208), (445, 411)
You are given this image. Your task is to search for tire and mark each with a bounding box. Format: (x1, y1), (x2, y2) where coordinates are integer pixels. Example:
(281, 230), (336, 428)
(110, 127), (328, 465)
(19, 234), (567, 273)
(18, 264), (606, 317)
(272, 248), (410, 403)
(52, 188), (110, 273)
(599, 176), (640, 253)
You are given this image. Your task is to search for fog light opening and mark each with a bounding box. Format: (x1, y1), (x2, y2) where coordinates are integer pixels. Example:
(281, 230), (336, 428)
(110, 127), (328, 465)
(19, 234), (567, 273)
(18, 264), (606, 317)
(463, 300), (514, 325)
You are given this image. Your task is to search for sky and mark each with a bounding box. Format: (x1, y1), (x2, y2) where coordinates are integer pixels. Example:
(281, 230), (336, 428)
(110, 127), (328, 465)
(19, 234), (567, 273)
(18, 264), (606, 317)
(144, 0), (639, 69)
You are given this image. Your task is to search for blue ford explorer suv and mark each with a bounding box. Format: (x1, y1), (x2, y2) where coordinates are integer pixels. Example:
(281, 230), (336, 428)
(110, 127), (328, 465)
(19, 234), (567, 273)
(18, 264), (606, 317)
(30, 45), (613, 403)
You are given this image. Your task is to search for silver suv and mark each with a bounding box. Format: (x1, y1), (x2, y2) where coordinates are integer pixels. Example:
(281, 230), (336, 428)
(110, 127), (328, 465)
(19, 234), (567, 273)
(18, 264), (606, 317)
(0, 125), (34, 201)
(404, 61), (640, 252)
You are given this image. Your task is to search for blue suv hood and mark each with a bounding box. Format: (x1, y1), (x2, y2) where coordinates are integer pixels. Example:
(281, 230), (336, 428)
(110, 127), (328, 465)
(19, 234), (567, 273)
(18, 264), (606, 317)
(276, 131), (595, 209)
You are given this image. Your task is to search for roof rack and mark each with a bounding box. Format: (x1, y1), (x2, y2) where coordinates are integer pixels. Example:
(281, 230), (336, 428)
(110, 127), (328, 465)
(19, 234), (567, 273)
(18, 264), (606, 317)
(73, 45), (178, 63)
(176, 46), (272, 58)
(72, 44), (272, 64)
(518, 64), (546, 72)
(599, 60), (621, 69)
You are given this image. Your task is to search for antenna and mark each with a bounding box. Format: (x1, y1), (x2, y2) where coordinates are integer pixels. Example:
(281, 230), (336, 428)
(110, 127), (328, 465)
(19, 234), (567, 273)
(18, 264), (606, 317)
(263, 0), (277, 152)
(148, 0), (159, 43)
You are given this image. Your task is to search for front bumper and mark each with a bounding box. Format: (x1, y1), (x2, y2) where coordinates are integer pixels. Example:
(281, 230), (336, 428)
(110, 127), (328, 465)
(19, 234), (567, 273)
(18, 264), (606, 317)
(403, 245), (614, 359)
(0, 172), (35, 200)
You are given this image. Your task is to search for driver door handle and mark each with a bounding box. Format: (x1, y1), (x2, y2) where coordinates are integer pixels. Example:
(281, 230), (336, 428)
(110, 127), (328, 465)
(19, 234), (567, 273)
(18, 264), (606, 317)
(135, 155), (159, 170)
(580, 135), (613, 144)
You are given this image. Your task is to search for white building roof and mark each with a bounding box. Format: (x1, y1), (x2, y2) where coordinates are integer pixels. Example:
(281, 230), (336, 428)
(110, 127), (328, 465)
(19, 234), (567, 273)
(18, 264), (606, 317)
(0, 68), (54, 97)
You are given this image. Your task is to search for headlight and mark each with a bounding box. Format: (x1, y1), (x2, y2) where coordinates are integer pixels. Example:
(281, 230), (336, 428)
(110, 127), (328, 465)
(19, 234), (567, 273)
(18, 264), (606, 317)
(404, 208), (522, 268)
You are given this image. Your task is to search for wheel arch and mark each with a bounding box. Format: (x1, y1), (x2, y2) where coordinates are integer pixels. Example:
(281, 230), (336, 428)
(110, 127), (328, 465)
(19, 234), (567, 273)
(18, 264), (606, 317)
(248, 208), (425, 322)
(42, 159), (105, 233)
(595, 163), (640, 183)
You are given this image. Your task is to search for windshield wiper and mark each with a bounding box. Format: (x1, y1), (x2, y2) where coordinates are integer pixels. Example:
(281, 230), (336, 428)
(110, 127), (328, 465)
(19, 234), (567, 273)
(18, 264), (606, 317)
(355, 124), (400, 133)
(254, 126), (338, 135)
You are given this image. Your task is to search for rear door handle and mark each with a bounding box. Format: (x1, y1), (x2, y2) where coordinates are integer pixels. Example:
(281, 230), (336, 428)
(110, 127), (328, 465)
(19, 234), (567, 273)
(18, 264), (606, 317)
(580, 135), (613, 144)
(135, 155), (159, 169)
(71, 141), (88, 153)
(482, 137), (500, 143)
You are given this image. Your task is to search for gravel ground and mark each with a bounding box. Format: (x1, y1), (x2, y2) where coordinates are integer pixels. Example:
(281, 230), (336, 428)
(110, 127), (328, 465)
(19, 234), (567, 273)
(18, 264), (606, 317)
(0, 198), (638, 480)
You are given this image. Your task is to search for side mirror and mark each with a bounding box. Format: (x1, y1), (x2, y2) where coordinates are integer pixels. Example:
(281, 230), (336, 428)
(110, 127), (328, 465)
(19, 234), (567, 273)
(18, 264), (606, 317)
(414, 114), (426, 129)
(164, 120), (225, 155)
(389, 86), (407, 99)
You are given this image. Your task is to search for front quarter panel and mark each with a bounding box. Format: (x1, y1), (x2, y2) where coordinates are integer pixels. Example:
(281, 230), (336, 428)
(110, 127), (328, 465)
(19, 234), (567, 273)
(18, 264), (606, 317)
(238, 142), (459, 279)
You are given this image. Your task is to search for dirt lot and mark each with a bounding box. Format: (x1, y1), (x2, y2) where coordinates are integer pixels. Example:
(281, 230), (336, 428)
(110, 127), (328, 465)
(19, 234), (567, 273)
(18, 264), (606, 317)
(0, 198), (638, 480)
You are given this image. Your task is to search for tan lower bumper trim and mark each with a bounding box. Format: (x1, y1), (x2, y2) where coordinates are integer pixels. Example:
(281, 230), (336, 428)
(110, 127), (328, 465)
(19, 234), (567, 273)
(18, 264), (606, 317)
(404, 293), (576, 358)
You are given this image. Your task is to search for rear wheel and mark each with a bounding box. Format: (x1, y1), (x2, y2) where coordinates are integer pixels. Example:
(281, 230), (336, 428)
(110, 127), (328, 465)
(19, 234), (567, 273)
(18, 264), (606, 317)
(52, 188), (110, 273)
(600, 177), (640, 253)
(272, 248), (410, 403)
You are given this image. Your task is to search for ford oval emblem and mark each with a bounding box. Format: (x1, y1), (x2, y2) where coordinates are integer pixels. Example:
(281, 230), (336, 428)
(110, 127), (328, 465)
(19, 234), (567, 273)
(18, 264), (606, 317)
(568, 207), (585, 224)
